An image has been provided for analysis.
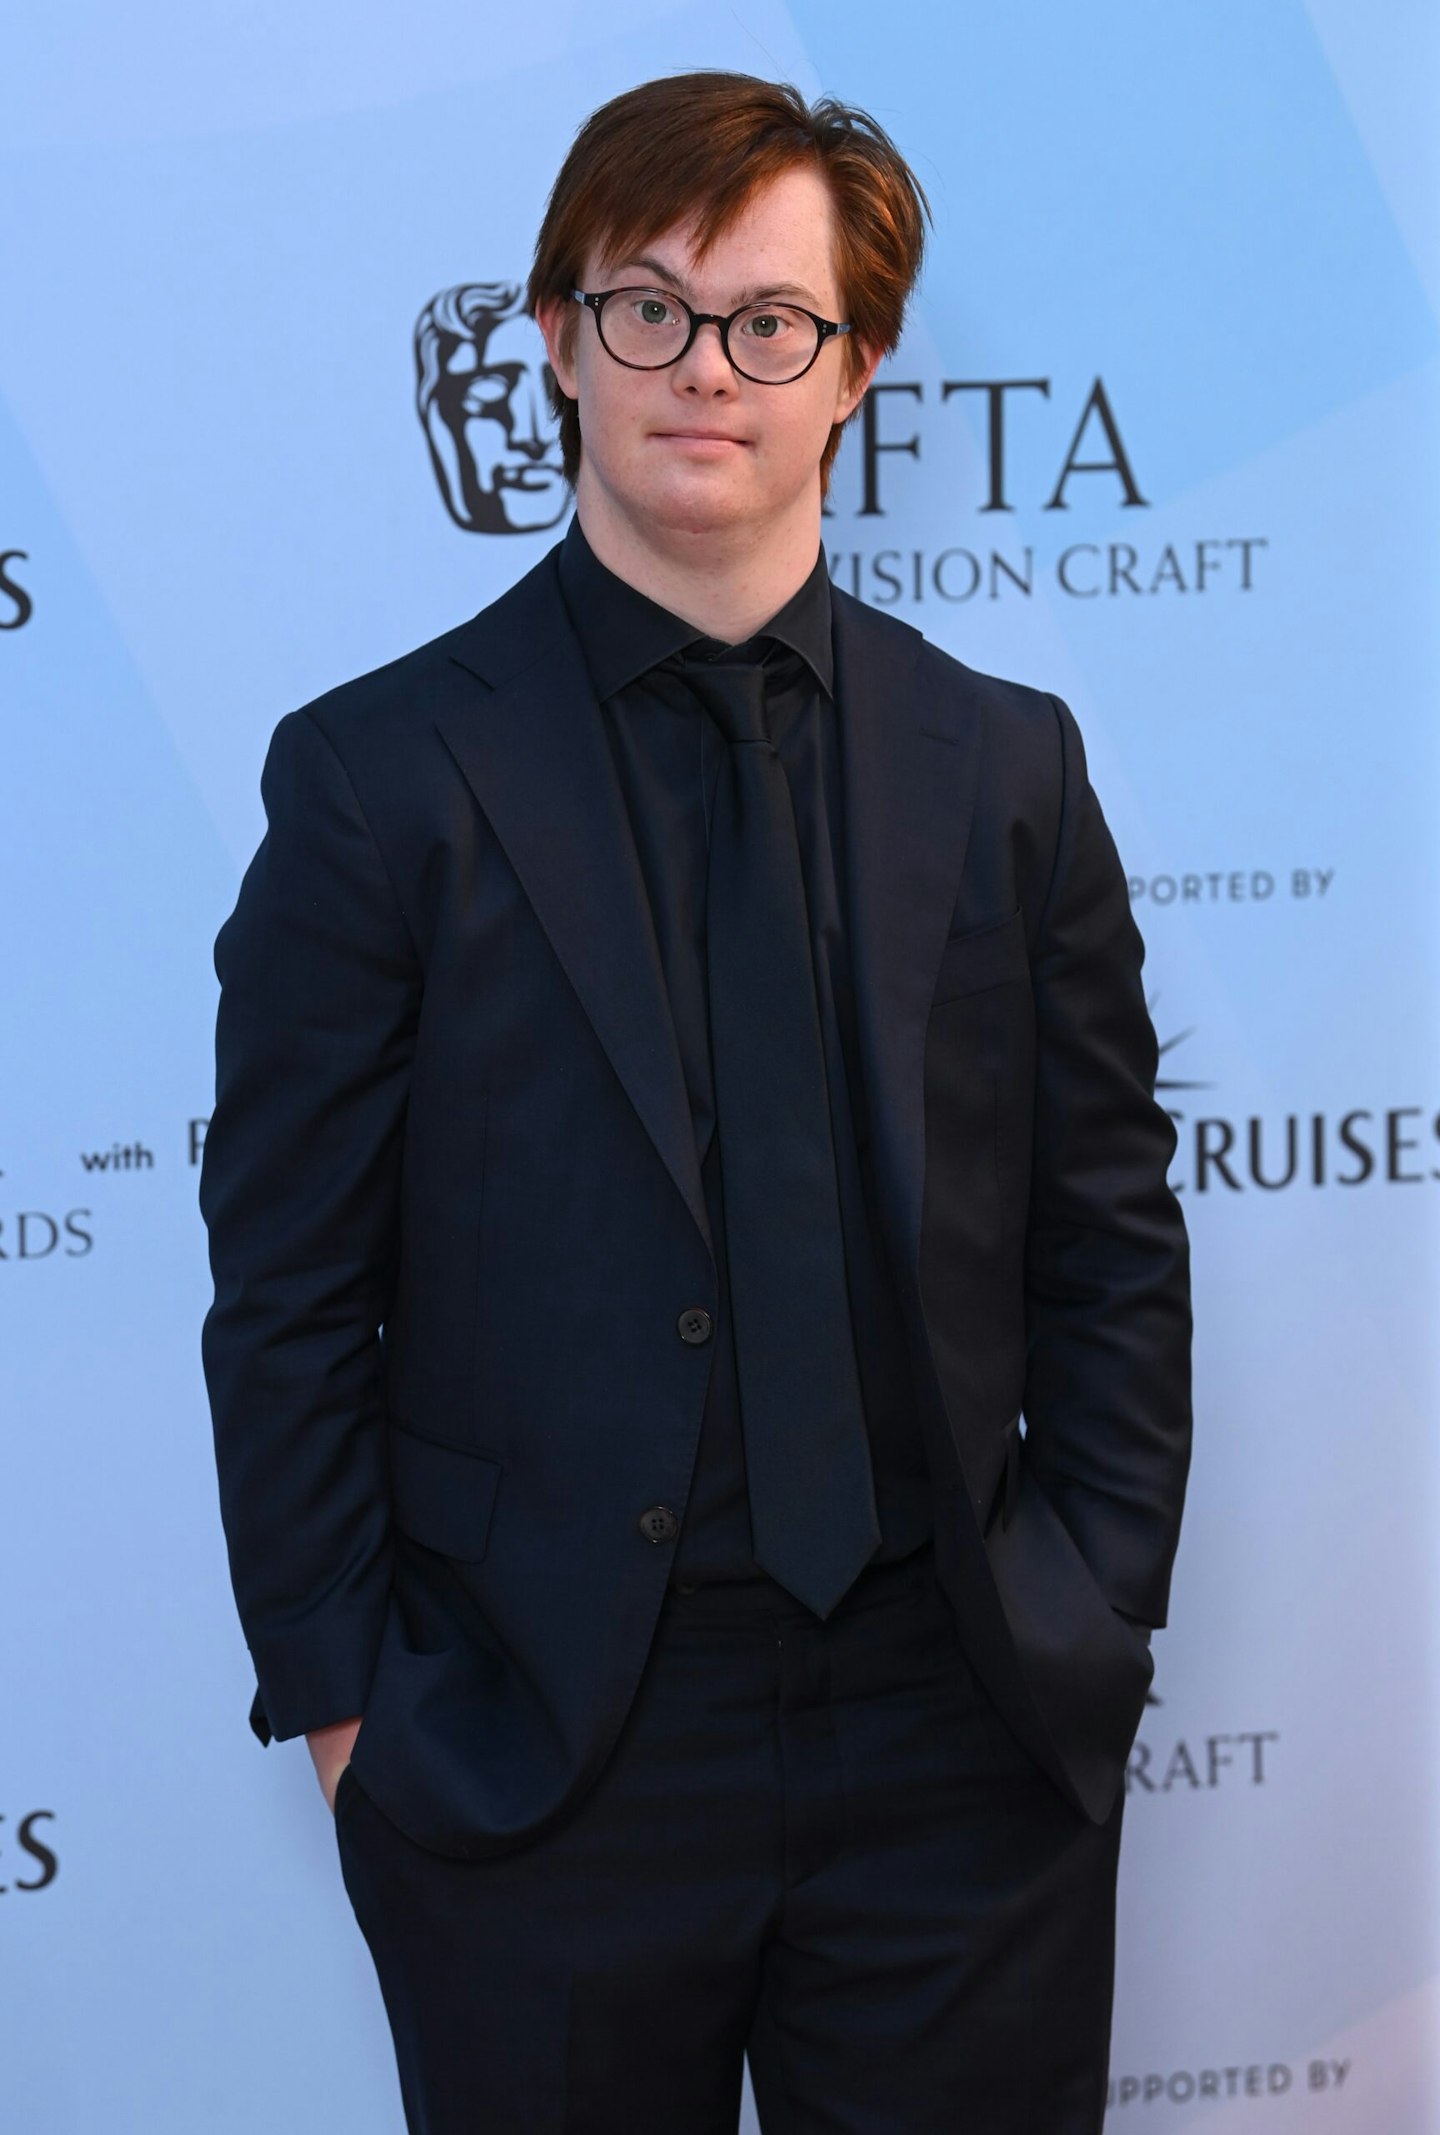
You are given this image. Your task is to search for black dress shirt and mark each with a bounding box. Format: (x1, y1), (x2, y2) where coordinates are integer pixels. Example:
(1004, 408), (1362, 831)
(557, 514), (933, 1593)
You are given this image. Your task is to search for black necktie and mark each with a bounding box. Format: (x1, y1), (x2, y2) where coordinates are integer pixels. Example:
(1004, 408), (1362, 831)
(682, 650), (881, 1617)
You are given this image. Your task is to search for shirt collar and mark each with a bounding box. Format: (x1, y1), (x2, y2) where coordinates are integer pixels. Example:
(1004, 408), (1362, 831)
(557, 512), (834, 701)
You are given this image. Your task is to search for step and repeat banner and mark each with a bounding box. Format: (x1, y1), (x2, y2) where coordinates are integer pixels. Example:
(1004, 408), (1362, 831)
(3, 4), (1437, 2129)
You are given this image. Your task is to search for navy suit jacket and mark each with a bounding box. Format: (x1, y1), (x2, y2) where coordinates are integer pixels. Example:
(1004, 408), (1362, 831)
(199, 541), (1192, 1859)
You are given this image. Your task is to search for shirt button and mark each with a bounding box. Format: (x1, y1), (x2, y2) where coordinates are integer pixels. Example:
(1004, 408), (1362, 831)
(638, 1505), (680, 1544)
(677, 1307), (713, 1344)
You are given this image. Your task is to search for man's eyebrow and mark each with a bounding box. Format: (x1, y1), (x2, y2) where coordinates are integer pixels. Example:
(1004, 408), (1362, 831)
(609, 255), (825, 310)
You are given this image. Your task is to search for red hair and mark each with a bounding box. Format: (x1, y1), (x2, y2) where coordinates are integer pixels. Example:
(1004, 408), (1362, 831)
(526, 70), (930, 492)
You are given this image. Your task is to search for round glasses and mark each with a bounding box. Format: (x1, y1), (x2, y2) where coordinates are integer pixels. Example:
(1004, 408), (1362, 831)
(571, 286), (852, 385)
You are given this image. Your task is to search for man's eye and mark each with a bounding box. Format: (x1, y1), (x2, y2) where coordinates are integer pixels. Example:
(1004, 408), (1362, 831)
(637, 298), (674, 325)
(745, 312), (785, 339)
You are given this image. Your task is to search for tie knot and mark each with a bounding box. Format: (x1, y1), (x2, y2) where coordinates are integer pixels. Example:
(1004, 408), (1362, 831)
(680, 654), (772, 748)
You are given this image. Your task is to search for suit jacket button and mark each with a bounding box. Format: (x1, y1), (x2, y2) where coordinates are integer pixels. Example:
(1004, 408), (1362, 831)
(677, 1307), (712, 1344)
(638, 1504), (679, 1544)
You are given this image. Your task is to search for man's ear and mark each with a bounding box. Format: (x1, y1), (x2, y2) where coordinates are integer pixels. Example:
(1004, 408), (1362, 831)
(834, 336), (884, 426)
(535, 296), (578, 398)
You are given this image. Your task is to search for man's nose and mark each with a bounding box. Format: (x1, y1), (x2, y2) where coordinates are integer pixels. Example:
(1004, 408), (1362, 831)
(671, 320), (737, 392)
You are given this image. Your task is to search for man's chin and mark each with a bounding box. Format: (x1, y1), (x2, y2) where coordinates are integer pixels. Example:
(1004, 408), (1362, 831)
(634, 471), (756, 539)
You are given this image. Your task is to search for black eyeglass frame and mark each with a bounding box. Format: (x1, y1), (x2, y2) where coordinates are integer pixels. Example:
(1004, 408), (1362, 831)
(570, 286), (853, 385)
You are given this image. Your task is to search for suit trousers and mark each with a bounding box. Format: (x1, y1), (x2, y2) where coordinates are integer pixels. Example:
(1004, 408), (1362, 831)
(332, 1542), (1125, 2134)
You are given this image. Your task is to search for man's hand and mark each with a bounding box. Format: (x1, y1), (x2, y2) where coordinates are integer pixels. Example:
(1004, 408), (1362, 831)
(306, 1715), (363, 1813)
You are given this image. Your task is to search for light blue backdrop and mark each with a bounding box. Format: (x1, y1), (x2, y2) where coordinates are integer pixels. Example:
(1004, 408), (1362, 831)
(2, 4), (1437, 2128)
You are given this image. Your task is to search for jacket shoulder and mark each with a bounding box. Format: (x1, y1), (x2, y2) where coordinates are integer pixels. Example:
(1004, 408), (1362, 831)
(284, 544), (564, 766)
(918, 634), (1063, 742)
(832, 581), (1067, 765)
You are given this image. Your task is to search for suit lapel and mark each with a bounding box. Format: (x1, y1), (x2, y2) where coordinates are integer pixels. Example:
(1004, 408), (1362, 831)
(436, 554), (712, 1261)
(830, 591), (986, 1288)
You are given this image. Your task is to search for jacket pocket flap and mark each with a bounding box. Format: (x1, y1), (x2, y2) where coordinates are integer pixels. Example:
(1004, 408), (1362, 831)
(932, 907), (1028, 1004)
(387, 1420), (502, 1561)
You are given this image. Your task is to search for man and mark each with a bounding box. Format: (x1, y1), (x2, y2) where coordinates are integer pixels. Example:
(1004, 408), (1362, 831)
(200, 70), (1191, 2135)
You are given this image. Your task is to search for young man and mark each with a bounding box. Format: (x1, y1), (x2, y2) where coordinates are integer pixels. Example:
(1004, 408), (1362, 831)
(200, 71), (1191, 2135)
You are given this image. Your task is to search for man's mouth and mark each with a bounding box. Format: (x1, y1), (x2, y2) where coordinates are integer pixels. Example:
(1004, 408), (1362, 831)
(652, 430), (751, 447)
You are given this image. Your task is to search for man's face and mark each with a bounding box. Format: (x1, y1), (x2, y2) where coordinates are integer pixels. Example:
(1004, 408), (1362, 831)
(539, 163), (878, 543)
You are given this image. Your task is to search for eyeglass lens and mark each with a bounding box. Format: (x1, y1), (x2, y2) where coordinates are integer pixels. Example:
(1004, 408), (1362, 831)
(597, 290), (821, 381)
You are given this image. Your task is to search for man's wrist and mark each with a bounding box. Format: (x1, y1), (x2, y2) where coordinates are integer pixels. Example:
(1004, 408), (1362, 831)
(306, 1713), (364, 1745)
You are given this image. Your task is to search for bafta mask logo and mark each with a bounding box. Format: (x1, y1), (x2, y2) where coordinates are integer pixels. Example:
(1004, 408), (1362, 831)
(415, 282), (568, 534)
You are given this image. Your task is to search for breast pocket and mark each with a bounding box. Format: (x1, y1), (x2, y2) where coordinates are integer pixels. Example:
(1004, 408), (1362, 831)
(931, 907), (1029, 1007)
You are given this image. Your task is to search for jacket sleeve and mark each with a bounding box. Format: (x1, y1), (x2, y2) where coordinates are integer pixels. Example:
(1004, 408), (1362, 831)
(199, 707), (422, 1741)
(1020, 692), (1193, 1628)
